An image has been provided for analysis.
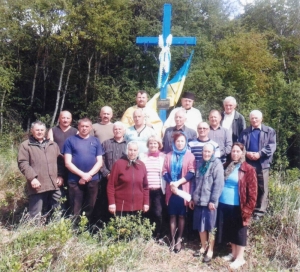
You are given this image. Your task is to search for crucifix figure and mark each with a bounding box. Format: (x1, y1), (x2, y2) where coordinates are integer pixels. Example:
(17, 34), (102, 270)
(136, 3), (197, 122)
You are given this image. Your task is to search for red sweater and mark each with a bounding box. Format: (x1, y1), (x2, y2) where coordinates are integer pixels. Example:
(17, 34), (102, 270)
(107, 157), (149, 212)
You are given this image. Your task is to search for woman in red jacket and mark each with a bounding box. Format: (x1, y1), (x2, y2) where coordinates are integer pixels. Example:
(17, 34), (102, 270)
(107, 141), (149, 216)
(217, 142), (257, 269)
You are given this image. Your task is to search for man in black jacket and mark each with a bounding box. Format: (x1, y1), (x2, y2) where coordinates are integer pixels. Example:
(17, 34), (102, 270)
(221, 96), (246, 143)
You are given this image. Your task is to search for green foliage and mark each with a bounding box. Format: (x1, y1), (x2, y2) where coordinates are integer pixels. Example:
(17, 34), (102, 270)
(249, 168), (300, 269)
(99, 212), (155, 241)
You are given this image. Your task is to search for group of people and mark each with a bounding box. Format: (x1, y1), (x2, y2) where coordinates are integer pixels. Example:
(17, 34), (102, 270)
(17, 90), (276, 269)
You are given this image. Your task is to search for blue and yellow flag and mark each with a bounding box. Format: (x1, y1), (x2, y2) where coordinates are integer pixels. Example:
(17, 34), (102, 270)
(147, 50), (194, 110)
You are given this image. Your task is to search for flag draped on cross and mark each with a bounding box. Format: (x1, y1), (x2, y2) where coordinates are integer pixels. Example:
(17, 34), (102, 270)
(136, 4), (196, 122)
(147, 51), (194, 111)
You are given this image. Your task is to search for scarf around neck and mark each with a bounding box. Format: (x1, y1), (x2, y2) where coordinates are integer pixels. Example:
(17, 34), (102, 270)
(224, 147), (246, 180)
(170, 140), (187, 181)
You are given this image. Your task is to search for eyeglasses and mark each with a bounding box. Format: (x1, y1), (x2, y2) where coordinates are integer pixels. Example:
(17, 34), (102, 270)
(197, 127), (208, 130)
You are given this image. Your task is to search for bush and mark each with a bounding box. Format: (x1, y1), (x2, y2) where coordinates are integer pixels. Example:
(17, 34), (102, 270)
(249, 168), (300, 270)
(99, 212), (155, 242)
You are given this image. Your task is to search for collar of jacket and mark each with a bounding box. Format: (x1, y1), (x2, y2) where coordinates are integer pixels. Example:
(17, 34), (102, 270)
(28, 135), (50, 147)
(121, 154), (141, 167)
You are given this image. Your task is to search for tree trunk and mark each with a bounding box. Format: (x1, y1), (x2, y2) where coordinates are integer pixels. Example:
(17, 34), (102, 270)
(42, 53), (48, 112)
(57, 60), (74, 125)
(0, 90), (6, 134)
(84, 53), (94, 107)
(27, 61), (39, 132)
(51, 56), (66, 127)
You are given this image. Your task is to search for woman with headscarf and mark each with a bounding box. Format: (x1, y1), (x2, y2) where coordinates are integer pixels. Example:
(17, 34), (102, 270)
(107, 141), (149, 216)
(189, 143), (224, 263)
(217, 142), (257, 269)
(140, 135), (166, 239)
(162, 131), (195, 253)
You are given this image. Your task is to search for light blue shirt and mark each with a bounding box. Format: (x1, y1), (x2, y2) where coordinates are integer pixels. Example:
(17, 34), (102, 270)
(219, 164), (240, 205)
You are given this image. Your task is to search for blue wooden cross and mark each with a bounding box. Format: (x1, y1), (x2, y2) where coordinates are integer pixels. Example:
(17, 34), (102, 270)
(136, 3), (196, 122)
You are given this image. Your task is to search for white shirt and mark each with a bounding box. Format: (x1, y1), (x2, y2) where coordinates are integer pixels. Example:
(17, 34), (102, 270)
(222, 110), (235, 136)
(163, 106), (202, 134)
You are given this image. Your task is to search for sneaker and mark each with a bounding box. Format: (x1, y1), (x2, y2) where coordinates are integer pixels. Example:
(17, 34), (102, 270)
(222, 253), (234, 262)
(229, 259), (246, 269)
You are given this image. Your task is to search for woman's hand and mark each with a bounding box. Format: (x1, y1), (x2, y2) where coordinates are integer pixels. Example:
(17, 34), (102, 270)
(108, 204), (116, 215)
(143, 205), (149, 212)
(189, 200), (195, 210)
(208, 202), (216, 211)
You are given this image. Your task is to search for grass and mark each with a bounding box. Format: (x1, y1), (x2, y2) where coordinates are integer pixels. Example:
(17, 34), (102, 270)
(0, 135), (300, 271)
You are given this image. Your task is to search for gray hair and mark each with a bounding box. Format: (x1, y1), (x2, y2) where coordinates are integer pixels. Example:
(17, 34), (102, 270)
(31, 120), (46, 129)
(175, 109), (187, 119)
(126, 141), (139, 153)
(249, 110), (263, 119)
(133, 108), (144, 118)
(197, 121), (209, 129)
(223, 96), (237, 105)
(113, 121), (125, 129)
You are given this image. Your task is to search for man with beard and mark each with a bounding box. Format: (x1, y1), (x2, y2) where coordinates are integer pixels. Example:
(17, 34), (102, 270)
(91, 106), (114, 143)
(121, 90), (163, 135)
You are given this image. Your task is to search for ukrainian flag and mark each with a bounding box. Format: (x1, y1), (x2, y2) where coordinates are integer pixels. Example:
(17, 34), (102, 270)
(147, 50), (194, 110)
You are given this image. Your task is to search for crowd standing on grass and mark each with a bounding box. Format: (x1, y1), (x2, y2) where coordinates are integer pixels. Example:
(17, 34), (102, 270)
(17, 91), (276, 269)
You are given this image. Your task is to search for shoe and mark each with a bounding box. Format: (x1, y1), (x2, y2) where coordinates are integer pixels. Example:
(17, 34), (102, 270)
(222, 253), (234, 262)
(230, 259), (246, 269)
(203, 255), (212, 263)
(174, 238), (182, 253)
(193, 247), (207, 257)
(193, 250), (201, 257)
(174, 247), (181, 253)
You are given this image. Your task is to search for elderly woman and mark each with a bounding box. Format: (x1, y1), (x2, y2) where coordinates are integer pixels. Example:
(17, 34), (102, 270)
(140, 135), (166, 239)
(107, 141), (149, 216)
(189, 143), (224, 263)
(163, 132), (195, 253)
(217, 143), (257, 269)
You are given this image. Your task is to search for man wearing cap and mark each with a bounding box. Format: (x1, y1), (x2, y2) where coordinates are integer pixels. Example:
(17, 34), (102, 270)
(121, 90), (163, 135)
(163, 91), (202, 133)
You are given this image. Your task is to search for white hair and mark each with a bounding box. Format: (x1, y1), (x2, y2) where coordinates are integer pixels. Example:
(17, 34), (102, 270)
(249, 110), (263, 119)
(126, 141), (139, 153)
(132, 108), (144, 118)
(175, 109), (187, 118)
(113, 121), (125, 129)
(223, 96), (237, 105)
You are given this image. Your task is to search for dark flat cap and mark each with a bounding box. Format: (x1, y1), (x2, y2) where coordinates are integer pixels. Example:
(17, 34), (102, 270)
(182, 91), (195, 100)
